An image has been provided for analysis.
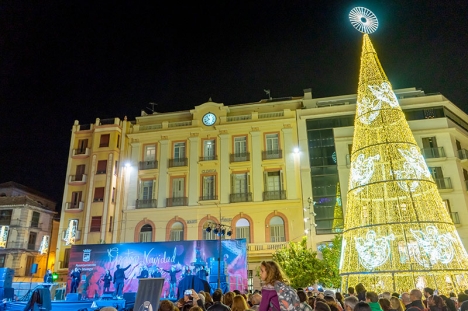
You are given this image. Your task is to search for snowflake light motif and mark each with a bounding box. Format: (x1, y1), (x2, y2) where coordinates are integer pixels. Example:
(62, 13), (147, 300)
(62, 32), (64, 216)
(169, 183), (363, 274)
(350, 153), (380, 194)
(410, 226), (455, 267)
(357, 82), (399, 124)
(349, 7), (379, 34)
(355, 230), (395, 269)
(392, 147), (431, 192)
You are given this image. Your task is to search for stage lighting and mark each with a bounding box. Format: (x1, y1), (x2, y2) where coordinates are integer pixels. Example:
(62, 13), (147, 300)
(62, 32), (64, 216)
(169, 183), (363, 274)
(213, 228), (219, 235)
(205, 227), (212, 233)
(226, 231), (232, 236)
(221, 229), (226, 236)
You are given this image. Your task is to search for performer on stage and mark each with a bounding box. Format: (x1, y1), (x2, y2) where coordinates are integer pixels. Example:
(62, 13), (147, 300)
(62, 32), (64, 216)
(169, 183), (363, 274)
(163, 266), (181, 298)
(113, 264), (131, 299)
(182, 265), (192, 278)
(101, 269), (112, 294)
(43, 269), (53, 283)
(137, 265), (149, 278)
(70, 267), (82, 293)
(196, 266), (209, 281)
(151, 267), (162, 278)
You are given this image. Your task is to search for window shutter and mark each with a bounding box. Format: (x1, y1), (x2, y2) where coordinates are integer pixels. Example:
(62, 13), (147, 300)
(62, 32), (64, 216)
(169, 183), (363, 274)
(280, 170), (284, 191)
(246, 173), (251, 193)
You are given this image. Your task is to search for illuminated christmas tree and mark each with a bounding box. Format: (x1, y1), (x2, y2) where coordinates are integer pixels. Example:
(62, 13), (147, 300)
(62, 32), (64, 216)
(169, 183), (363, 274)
(340, 7), (468, 293)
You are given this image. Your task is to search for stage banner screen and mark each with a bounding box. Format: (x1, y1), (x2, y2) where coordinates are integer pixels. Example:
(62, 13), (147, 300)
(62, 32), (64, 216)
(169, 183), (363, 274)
(68, 239), (247, 297)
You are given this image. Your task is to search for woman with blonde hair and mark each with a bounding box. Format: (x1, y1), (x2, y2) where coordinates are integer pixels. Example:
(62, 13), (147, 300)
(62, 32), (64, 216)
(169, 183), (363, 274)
(390, 297), (404, 311)
(232, 295), (249, 311)
(223, 292), (235, 308)
(259, 260), (289, 311)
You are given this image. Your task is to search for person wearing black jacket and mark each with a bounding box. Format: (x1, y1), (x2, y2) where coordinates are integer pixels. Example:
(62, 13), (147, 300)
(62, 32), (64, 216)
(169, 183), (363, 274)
(101, 270), (112, 294)
(70, 267), (81, 293)
(113, 264), (131, 299)
(207, 290), (231, 311)
(163, 266), (181, 299)
(43, 269), (53, 283)
(406, 290), (425, 311)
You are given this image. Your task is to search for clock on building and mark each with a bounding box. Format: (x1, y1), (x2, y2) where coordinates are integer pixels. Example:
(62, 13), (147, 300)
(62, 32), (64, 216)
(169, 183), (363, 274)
(202, 112), (217, 126)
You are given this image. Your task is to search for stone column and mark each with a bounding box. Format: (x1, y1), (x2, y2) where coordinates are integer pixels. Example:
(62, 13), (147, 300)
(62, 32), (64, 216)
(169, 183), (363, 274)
(250, 131), (262, 202)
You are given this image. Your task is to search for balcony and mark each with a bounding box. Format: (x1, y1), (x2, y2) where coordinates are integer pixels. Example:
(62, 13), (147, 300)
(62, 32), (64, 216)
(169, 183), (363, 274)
(168, 158), (188, 168)
(166, 197), (187, 207)
(248, 242), (287, 260)
(96, 170), (106, 175)
(230, 153), (250, 163)
(450, 212), (460, 225)
(262, 150), (282, 160)
(72, 148), (90, 158)
(93, 197), (104, 202)
(434, 177), (452, 190)
(27, 243), (36, 250)
(263, 190), (286, 201)
(199, 195), (218, 201)
(421, 147), (445, 159)
(139, 160), (158, 170)
(136, 199), (157, 209)
(65, 201), (84, 212)
(199, 155), (217, 161)
(69, 174), (87, 184)
(230, 192), (252, 203)
(458, 149), (468, 160)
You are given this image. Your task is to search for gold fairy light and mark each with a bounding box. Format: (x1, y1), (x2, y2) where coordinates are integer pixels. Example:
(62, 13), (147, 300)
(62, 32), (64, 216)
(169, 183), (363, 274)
(340, 7), (468, 293)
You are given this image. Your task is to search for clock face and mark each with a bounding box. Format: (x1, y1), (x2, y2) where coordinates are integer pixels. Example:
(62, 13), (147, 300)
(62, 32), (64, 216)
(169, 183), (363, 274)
(202, 113), (217, 126)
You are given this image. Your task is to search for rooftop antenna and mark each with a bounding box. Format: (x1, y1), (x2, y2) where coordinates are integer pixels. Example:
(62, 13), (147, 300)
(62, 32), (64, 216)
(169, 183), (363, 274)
(264, 89), (272, 100)
(146, 102), (158, 113)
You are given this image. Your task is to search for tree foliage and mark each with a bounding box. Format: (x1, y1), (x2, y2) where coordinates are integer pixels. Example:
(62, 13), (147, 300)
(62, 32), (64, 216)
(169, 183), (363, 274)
(318, 234), (342, 288)
(272, 237), (321, 288)
(272, 235), (343, 289)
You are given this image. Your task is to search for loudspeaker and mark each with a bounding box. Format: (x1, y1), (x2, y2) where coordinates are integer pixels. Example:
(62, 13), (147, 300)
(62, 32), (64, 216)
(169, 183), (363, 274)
(31, 263), (38, 274)
(3, 288), (14, 299)
(66, 293), (81, 301)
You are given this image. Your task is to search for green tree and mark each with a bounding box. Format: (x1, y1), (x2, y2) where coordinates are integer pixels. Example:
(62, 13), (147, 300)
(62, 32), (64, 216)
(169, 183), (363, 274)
(318, 234), (342, 289)
(272, 237), (322, 288)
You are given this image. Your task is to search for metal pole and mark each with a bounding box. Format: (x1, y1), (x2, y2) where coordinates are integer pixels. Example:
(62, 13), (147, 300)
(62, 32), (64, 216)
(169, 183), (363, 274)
(218, 224), (221, 289)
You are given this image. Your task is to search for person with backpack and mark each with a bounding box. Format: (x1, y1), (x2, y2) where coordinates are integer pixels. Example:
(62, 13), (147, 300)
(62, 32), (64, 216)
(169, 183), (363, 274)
(258, 260), (300, 311)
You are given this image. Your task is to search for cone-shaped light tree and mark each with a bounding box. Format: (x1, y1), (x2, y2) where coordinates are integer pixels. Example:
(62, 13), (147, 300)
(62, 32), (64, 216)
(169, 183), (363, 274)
(340, 7), (468, 293)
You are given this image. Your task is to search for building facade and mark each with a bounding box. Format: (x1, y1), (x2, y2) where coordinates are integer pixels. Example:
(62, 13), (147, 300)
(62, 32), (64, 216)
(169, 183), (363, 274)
(0, 182), (56, 279)
(57, 88), (468, 289)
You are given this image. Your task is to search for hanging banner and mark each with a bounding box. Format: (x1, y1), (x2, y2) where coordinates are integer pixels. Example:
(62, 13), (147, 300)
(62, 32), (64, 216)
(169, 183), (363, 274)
(0, 226), (9, 248)
(39, 235), (50, 254)
(64, 220), (78, 245)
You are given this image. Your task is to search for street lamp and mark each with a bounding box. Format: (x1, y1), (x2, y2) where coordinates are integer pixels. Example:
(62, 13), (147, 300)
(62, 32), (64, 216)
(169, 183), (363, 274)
(205, 222), (232, 289)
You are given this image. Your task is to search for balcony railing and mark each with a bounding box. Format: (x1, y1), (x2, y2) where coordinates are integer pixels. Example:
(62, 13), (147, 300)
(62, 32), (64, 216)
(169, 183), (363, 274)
(166, 197), (188, 207)
(230, 192), (252, 203)
(136, 199), (158, 209)
(199, 195), (218, 201)
(434, 177), (452, 189)
(230, 153), (250, 163)
(458, 149), (468, 160)
(422, 147), (445, 159)
(69, 174), (87, 183)
(139, 160), (158, 170)
(65, 201), (84, 211)
(27, 243), (36, 250)
(96, 170), (106, 174)
(168, 158), (188, 167)
(199, 155), (217, 161)
(450, 212), (460, 224)
(262, 150), (282, 160)
(248, 242), (287, 252)
(263, 190), (286, 201)
(72, 148), (90, 157)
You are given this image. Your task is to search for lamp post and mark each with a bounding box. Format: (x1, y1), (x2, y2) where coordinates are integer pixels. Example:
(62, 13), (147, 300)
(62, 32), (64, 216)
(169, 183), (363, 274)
(205, 222), (232, 289)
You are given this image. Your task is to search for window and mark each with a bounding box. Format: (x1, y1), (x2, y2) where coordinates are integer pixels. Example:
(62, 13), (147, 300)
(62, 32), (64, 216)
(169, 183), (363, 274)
(236, 218), (250, 243)
(75, 164), (86, 179)
(25, 256), (35, 276)
(63, 248), (71, 268)
(0, 210), (13, 226)
(145, 145), (156, 161)
(265, 133), (279, 151)
(100, 134), (110, 147)
(172, 178), (185, 198)
(201, 175), (216, 200)
(139, 224), (153, 242)
(263, 171), (285, 200)
(170, 222), (184, 241)
(28, 232), (37, 250)
(202, 222), (217, 240)
(78, 139), (88, 153)
(97, 160), (107, 174)
(0, 254), (5, 268)
(112, 187), (116, 202)
(234, 136), (247, 154)
(90, 216), (102, 232)
(141, 180), (154, 200)
(442, 200), (451, 213)
(270, 216), (285, 242)
(203, 139), (216, 160)
(117, 135), (121, 148)
(230, 173), (251, 202)
(31, 212), (40, 228)
(94, 187), (105, 202)
(71, 191), (82, 208)
(422, 137), (443, 158)
(109, 216), (113, 232)
(174, 142), (186, 159)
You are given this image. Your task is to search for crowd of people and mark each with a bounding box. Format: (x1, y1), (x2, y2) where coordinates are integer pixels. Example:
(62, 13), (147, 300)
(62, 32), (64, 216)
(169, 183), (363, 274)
(157, 261), (468, 311)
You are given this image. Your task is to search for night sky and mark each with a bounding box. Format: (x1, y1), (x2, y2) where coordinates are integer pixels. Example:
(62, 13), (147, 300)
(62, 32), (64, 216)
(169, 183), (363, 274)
(1, 1), (467, 209)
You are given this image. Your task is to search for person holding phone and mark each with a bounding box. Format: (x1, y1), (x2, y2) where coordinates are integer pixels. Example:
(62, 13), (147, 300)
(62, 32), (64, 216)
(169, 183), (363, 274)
(177, 289), (206, 311)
